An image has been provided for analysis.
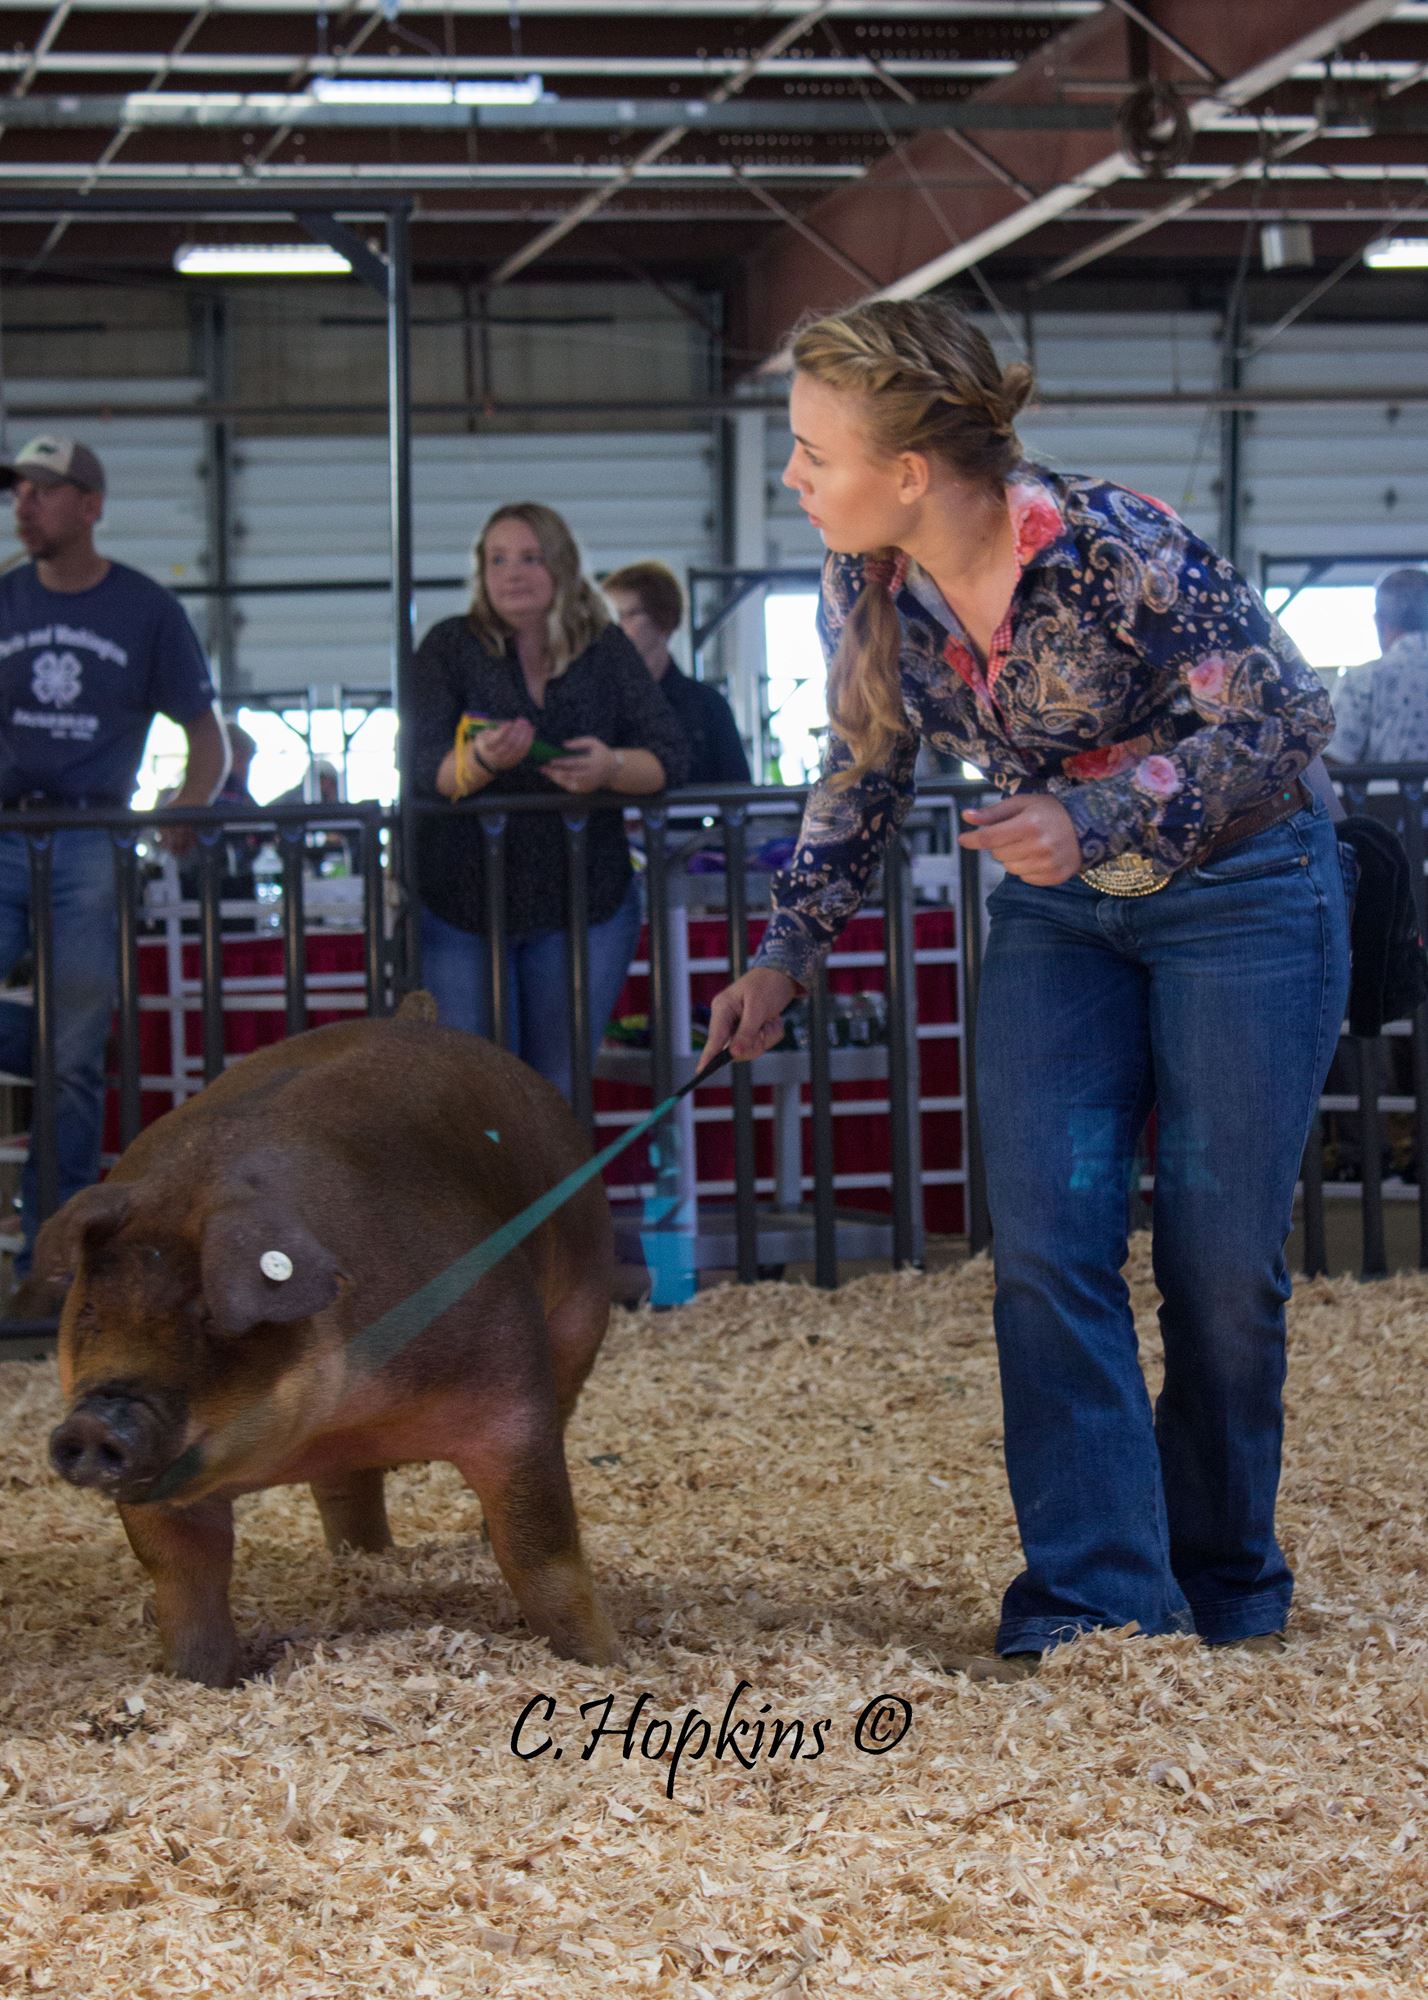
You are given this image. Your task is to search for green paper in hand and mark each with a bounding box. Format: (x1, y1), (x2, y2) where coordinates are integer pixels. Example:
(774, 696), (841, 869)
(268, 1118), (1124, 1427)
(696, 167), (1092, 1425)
(460, 712), (565, 766)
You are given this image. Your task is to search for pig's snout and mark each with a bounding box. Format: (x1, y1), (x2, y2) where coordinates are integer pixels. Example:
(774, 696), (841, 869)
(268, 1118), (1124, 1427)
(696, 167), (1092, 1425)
(49, 1394), (175, 1496)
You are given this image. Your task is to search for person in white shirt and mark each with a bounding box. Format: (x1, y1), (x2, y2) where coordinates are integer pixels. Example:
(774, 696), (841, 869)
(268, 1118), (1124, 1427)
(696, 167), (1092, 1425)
(1328, 568), (1428, 766)
(1324, 567), (1428, 1183)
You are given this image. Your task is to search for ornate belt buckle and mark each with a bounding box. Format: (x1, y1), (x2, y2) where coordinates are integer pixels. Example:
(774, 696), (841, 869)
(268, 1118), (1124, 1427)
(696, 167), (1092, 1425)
(1079, 852), (1173, 897)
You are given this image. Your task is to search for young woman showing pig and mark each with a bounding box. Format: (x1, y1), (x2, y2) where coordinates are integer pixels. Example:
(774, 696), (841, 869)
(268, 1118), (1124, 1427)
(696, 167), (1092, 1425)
(701, 298), (1352, 1680)
(411, 502), (687, 1103)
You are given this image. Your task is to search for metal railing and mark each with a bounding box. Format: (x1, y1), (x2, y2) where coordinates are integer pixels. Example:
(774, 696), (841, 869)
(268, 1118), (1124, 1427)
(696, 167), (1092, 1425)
(947, 761), (1428, 1282)
(0, 799), (389, 1340)
(1297, 763), (1428, 1279)
(1, 763), (1423, 1344)
(417, 784), (932, 1288)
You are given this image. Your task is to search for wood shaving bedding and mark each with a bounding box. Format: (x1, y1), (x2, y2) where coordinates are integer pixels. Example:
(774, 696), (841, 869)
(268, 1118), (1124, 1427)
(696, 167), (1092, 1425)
(0, 1240), (1424, 1998)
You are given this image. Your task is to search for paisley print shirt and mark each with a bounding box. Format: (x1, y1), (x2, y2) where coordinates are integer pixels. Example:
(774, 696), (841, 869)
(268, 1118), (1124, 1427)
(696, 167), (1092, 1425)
(755, 464), (1335, 986)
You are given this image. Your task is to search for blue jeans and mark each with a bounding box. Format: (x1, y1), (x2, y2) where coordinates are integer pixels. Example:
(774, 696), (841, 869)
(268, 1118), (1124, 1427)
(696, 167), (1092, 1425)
(975, 798), (1352, 1654)
(419, 877), (642, 1105)
(0, 829), (119, 1267)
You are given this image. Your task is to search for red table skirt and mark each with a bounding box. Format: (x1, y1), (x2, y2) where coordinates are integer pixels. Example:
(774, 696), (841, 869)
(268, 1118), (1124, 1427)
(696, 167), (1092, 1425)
(114, 910), (964, 1236)
(599, 910), (962, 1234)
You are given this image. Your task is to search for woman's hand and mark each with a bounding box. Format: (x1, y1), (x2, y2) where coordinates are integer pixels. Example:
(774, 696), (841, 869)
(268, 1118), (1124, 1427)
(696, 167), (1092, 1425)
(699, 966), (799, 1070)
(546, 735), (619, 794)
(958, 795), (1082, 886)
(466, 717), (534, 778)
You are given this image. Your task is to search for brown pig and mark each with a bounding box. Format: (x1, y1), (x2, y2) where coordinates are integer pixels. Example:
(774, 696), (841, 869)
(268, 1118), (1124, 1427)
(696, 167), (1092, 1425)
(37, 1000), (619, 1686)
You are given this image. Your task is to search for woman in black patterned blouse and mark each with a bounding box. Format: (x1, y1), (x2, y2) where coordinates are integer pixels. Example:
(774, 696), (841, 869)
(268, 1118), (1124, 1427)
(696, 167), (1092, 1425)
(703, 298), (1352, 1681)
(411, 502), (687, 1103)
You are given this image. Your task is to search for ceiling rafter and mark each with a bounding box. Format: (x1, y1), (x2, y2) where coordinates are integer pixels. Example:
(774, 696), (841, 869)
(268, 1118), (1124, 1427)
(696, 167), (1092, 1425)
(249, 2), (386, 172)
(486, 1), (836, 285)
(4, 50), (1426, 82)
(730, 0), (1409, 365)
(1031, 125), (1331, 286)
(7, 0), (74, 98)
(0, 1), (1098, 17)
(731, 163), (878, 284)
(26, 1), (218, 275)
(0, 3), (1418, 299)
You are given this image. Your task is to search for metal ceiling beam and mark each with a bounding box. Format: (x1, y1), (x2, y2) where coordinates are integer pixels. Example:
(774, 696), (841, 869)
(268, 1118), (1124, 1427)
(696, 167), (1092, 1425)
(0, 94), (1126, 132)
(0, 188), (413, 213)
(1100, 0), (1220, 83)
(7, 0), (73, 99)
(1065, 194), (1428, 221)
(5, 157), (1425, 193)
(2, 51), (1422, 83)
(27, 2), (221, 279)
(1169, 152), (1428, 177)
(0, 2), (1100, 16)
(486, 2), (835, 285)
(0, 163), (878, 186)
(732, 0), (1406, 365)
(1031, 125), (1328, 287)
(731, 167), (879, 286)
(3, 388), (1426, 426)
(2, 197), (1414, 240)
(0, 53), (1027, 80)
(0, 206), (780, 232)
(297, 207), (389, 292)
(245, 3), (386, 174)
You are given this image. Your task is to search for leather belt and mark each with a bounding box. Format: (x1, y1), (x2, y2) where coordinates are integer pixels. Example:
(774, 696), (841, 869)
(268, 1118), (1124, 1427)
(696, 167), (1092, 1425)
(1079, 777), (1312, 898)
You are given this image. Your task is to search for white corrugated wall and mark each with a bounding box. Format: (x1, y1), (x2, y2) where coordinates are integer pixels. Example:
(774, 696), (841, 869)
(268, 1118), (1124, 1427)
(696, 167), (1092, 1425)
(1020, 312), (1224, 542)
(1239, 322), (1428, 586)
(9, 315), (1426, 694)
(230, 429), (719, 695)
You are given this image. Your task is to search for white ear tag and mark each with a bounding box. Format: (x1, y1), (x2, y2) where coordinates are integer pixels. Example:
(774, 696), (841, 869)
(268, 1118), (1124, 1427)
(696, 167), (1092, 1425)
(260, 1249), (294, 1283)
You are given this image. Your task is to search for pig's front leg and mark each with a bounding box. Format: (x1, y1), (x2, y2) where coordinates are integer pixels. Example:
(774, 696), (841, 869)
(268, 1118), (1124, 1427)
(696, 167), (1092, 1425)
(309, 1468), (393, 1555)
(118, 1495), (242, 1687)
(452, 1416), (619, 1667)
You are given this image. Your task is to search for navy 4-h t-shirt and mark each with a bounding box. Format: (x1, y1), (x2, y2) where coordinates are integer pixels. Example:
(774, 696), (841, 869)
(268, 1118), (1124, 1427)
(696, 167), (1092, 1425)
(0, 560), (215, 803)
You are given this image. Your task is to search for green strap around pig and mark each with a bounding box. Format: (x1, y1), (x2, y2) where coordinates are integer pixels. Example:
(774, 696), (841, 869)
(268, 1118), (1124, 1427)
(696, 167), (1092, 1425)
(145, 1049), (734, 1504)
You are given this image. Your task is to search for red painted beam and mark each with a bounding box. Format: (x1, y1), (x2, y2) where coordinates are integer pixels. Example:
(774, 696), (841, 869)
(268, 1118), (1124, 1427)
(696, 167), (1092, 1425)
(730, 0), (1404, 369)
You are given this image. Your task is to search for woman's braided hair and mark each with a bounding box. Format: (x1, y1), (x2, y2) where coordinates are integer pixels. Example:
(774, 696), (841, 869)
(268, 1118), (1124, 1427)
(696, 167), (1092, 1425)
(790, 298), (1035, 788)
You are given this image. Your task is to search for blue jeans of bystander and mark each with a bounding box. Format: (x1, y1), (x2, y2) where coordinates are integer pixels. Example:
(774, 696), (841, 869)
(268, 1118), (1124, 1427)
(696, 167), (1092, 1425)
(419, 876), (643, 1105)
(975, 796), (1352, 1655)
(0, 828), (119, 1268)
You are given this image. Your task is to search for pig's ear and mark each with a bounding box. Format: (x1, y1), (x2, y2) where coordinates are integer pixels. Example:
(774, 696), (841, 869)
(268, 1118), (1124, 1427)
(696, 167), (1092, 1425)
(200, 1206), (346, 1337)
(33, 1181), (133, 1286)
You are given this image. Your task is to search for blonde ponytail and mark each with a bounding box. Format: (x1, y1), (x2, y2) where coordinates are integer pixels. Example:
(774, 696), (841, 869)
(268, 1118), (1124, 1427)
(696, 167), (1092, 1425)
(825, 555), (908, 790)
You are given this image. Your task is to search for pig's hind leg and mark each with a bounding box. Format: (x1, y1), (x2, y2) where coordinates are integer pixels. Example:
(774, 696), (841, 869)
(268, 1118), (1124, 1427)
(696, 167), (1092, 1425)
(450, 1410), (618, 1667)
(547, 1276), (612, 1431)
(310, 1468), (393, 1555)
(119, 1495), (242, 1688)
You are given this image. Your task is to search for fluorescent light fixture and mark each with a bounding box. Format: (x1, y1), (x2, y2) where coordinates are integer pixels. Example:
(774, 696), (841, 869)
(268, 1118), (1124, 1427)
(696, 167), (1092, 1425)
(174, 243), (353, 277)
(310, 73), (544, 107)
(124, 91), (306, 117)
(455, 76), (545, 105)
(1363, 236), (1428, 269)
(310, 76), (457, 106)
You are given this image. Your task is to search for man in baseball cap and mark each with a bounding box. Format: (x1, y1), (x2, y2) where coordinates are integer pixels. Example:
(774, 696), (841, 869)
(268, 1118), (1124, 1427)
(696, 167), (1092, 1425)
(0, 435), (106, 493)
(0, 428), (228, 1283)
